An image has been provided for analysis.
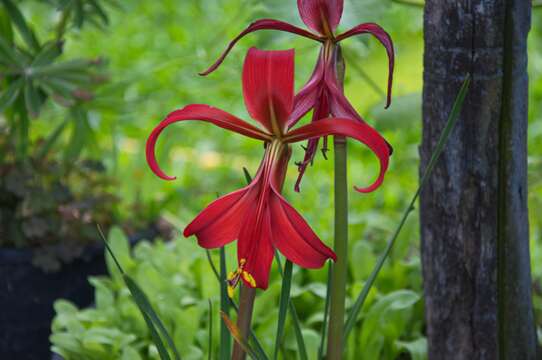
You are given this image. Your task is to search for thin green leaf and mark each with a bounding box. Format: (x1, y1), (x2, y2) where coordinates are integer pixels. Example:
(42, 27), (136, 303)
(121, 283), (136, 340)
(64, 108), (89, 164)
(274, 253), (308, 360)
(97, 225), (182, 360)
(36, 116), (70, 160)
(88, 0), (109, 24)
(0, 7), (13, 43)
(0, 36), (20, 66)
(208, 299), (213, 360)
(1, 0), (40, 52)
(242, 166), (252, 183)
(74, 0), (84, 28)
(343, 75), (471, 342)
(31, 59), (92, 76)
(273, 260), (293, 360)
(219, 247), (231, 360)
(220, 312), (260, 360)
(31, 42), (62, 67)
(0, 78), (23, 112)
(23, 80), (40, 117)
(317, 263), (332, 360)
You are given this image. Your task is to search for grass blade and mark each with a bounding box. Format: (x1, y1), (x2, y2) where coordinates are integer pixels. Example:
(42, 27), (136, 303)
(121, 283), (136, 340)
(220, 311), (261, 360)
(97, 225), (182, 360)
(273, 260), (293, 360)
(219, 247), (231, 360)
(317, 263), (332, 360)
(343, 75), (471, 341)
(208, 299), (213, 360)
(274, 253), (308, 360)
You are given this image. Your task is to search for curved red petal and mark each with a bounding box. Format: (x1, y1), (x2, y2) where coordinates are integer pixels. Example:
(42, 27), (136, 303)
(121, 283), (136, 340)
(297, 0), (344, 35)
(146, 104), (270, 180)
(336, 23), (394, 108)
(284, 118), (391, 192)
(200, 19), (321, 76)
(270, 187), (336, 268)
(243, 48), (295, 134)
(184, 186), (256, 248)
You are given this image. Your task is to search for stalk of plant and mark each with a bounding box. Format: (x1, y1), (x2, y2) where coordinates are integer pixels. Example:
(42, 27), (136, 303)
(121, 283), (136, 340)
(146, 48), (391, 358)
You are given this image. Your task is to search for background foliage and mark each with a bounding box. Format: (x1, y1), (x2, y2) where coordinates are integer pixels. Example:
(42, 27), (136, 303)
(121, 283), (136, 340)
(0, 0), (539, 358)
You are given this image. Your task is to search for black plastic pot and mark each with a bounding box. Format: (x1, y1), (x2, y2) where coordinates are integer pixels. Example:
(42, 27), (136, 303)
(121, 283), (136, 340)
(0, 227), (158, 360)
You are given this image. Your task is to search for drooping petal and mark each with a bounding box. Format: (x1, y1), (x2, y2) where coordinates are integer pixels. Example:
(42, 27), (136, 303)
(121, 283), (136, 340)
(336, 23), (394, 108)
(284, 118), (391, 193)
(297, 0), (344, 35)
(237, 202), (275, 290)
(183, 185), (257, 248)
(200, 19), (322, 76)
(243, 48), (295, 135)
(146, 104), (271, 180)
(270, 187), (336, 268)
(287, 48), (326, 128)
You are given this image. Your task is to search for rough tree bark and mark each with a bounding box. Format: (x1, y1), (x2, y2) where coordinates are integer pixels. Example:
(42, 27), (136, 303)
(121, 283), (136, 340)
(420, 1), (537, 359)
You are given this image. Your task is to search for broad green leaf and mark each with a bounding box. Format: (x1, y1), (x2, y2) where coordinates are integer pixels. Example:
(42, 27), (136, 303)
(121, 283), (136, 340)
(1, 0), (40, 51)
(0, 78), (23, 112)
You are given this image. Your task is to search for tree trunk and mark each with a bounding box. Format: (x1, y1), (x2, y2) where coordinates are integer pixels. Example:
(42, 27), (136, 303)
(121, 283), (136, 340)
(420, 1), (537, 359)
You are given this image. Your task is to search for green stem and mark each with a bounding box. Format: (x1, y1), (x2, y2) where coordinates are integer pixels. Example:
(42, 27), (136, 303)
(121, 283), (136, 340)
(326, 136), (348, 359)
(317, 264), (332, 360)
(232, 285), (257, 360)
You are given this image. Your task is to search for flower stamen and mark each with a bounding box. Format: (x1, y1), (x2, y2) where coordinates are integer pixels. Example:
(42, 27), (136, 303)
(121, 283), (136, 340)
(226, 258), (257, 297)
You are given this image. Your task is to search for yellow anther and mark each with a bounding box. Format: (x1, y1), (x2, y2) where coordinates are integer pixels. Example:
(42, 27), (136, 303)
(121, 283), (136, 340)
(239, 258), (247, 266)
(227, 285), (235, 299)
(242, 271), (257, 288)
(227, 271), (237, 281)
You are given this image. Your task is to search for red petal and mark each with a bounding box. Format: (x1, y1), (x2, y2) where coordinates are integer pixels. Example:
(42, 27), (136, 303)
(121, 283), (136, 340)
(200, 19), (322, 76)
(270, 187), (336, 267)
(336, 23), (394, 108)
(242, 48), (295, 135)
(146, 104), (271, 180)
(287, 48), (325, 128)
(284, 118), (391, 193)
(297, 0), (344, 35)
(184, 186), (257, 248)
(237, 203), (275, 290)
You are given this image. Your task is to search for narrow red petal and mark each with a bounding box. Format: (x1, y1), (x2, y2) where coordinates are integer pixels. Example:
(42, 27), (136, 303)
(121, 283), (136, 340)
(242, 48), (295, 134)
(237, 205), (275, 290)
(297, 0), (344, 35)
(287, 48), (325, 128)
(200, 19), (322, 76)
(284, 118), (391, 192)
(146, 104), (270, 180)
(270, 187), (336, 268)
(336, 23), (395, 108)
(184, 186), (256, 248)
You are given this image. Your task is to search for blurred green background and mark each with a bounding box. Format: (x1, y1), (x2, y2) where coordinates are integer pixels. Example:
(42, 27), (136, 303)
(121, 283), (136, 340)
(5, 0), (541, 358)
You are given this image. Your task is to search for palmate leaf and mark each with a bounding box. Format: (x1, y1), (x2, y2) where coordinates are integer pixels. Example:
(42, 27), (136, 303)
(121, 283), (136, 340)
(97, 225), (182, 360)
(343, 75), (471, 343)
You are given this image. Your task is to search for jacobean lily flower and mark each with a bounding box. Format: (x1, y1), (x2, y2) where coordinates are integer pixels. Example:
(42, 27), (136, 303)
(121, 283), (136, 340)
(146, 48), (391, 290)
(199, 0), (394, 191)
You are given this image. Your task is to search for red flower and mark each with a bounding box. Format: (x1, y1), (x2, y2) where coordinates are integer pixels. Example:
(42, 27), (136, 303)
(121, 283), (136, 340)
(146, 48), (391, 290)
(199, 0), (394, 191)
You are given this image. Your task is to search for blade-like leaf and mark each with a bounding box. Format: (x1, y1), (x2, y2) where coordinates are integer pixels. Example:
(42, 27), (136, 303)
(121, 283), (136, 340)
(219, 247), (231, 360)
(1, 0), (40, 51)
(88, 0), (109, 24)
(31, 41), (62, 67)
(0, 78), (23, 112)
(31, 59), (93, 76)
(36, 116), (70, 160)
(0, 7), (13, 43)
(23, 80), (40, 117)
(0, 36), (20, 66)
(273, 259), (293, 360)
(274, 253), (308, 360)
(343, 75), (471, 341)
(242, 166), (252, 184)
(220, 312), (260, 360)
(317, 263), (332, 359)
(208, 299), (213, 360)
(97, 225), (182, 360)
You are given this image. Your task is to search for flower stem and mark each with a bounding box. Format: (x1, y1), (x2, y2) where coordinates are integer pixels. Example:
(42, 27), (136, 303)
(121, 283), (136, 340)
(232, 285), (256, 360)
(326, 136), (348, 359)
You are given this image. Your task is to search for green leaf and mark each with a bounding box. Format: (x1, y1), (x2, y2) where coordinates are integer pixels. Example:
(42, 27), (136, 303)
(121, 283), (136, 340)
(343, 75), (471, 342)
(31, 41), (62, 67)
(0, 7), (13, 43)
(88, 0), (109, 24)
(273, 259), (293, 360)
(1, 0), (40, 52)
(395, 338), (427, 360)
(207, 299), (213, 360)
(36, 116), (69, 160)
(64, 108), (91, 164)
(0, 35), (20, 66)
(220, 311), (260, 360)
(219, 248), (231, 360)
(31, 58), (92, 76)
(0, 78), (23, 112)
(23, 80), (40, 117)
